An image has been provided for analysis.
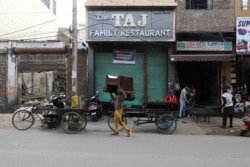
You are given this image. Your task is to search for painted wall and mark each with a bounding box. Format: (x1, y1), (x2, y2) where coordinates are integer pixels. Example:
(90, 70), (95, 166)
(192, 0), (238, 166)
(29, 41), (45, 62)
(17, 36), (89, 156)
(235, 0), (250, 17)
(0, 0), (58, 40)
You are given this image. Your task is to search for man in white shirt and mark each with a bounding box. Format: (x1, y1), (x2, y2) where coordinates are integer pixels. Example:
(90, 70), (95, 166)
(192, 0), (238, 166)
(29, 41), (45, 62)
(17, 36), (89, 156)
(221, 88), (236, 128)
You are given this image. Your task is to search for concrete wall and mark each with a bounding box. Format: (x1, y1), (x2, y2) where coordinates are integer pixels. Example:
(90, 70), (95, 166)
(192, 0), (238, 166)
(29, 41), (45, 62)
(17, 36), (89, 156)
(0, 0), (58, 40)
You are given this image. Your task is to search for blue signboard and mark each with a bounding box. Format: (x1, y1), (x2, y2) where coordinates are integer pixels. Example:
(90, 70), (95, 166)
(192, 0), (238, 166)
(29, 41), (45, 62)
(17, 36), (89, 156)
(87, 10), (174, 42)
(113, 50), (136, 64)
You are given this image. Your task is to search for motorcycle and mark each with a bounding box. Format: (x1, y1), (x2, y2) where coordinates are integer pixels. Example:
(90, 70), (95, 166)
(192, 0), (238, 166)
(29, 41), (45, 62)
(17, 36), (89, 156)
(41, 94), (65, 128)
(240, 113), (250, 136)
(87, 91), (102, 121)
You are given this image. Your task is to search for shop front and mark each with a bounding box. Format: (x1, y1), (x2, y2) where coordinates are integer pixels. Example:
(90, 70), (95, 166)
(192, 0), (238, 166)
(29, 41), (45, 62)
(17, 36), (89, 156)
(85, 8), (176, 108)
(170, 41), (235, 105)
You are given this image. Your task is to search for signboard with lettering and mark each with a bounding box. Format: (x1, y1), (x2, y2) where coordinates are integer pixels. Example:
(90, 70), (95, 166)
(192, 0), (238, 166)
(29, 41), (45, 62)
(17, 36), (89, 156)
(236, 17), (250, 55)
(87, 10), (174, 42)
(177, 41), (232, 51)
(113, 50), (136, 64)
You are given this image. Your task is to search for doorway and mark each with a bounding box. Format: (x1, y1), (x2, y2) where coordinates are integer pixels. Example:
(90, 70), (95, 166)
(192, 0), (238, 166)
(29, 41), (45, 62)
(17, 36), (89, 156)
(176, 61), (219, 104)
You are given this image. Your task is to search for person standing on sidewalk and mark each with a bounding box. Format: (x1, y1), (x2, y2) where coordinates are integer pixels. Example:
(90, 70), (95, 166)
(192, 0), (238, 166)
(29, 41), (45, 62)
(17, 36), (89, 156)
(178, 85), (189, 123)
(110, 88), (130, 137)
(221, 88), (236, 128)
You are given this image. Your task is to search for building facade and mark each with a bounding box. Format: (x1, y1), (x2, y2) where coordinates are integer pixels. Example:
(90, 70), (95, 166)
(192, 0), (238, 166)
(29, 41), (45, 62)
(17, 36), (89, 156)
(235, 0), (250, 99)
(0, 0), (59, 110)
(0, 1), (89, 110)
(0, 0), (58, 41)
(173, 0), (235, 104)
(1, 0), (242, 110)
(0, 41), (87, 110)
(85, 0), (177, 108)
(84, 0), (238, 108)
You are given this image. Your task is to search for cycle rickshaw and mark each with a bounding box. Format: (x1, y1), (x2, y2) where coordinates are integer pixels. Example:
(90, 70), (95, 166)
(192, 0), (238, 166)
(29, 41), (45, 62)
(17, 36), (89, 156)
(107, 105), (177, 134)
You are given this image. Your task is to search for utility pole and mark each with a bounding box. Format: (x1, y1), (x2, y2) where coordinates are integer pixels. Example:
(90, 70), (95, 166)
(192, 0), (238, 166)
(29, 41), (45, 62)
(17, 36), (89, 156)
(71, 0), (78, 108)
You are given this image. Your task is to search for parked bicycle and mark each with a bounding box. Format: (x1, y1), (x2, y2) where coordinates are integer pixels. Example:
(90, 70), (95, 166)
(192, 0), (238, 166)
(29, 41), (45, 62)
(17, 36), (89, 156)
(12, 93), (68, 130)
(12, 101), (48, 130)
(12, 101), (88, 134)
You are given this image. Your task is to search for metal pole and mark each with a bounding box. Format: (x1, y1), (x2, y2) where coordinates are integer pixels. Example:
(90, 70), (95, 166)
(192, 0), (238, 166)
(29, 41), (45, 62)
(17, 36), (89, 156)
(72, 0), (78, 108)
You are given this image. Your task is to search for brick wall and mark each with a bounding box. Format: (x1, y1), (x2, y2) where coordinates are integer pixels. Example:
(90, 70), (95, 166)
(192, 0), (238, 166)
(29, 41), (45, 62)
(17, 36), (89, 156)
(176, 0), (235, 32)
(0, 54), (7, 106)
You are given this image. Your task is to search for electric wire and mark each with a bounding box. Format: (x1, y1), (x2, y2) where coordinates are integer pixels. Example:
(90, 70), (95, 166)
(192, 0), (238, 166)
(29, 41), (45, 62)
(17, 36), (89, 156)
(0, 18), (58, 38)
(0, 11), (73, 39)
(0, 2), (241, 44)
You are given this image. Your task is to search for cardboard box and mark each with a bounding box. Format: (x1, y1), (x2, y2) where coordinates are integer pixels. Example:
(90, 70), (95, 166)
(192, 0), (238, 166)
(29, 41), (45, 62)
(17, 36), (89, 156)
(103, 75), (135, 101)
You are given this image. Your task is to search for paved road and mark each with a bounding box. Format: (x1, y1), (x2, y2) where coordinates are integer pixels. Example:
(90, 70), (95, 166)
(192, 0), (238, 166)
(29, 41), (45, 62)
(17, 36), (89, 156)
(1, 113), (250, 167)
(1, 127), (250, 167)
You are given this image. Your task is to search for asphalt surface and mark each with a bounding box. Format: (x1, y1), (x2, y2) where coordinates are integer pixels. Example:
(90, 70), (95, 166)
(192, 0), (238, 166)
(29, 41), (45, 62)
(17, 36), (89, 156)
(0, 113), (245, 136)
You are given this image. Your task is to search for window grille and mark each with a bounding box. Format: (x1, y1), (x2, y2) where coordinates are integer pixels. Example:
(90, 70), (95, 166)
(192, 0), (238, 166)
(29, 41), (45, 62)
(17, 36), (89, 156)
(186, 0), (213, 10)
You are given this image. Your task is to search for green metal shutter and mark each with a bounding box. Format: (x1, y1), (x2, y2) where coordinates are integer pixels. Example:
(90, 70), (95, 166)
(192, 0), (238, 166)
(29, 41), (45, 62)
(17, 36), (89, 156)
(95, 53), (144, 106)
(147, 46), (167, 102)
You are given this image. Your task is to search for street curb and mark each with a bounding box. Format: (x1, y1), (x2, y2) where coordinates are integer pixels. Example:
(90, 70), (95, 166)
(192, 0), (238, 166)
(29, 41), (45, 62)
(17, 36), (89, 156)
(0, 113), (245, 136)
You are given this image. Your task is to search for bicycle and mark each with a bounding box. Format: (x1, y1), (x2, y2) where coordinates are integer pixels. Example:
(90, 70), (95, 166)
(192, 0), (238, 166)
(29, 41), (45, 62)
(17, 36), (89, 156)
(12, 102), (88, 134)
(107, 106), (177, 134)
(12, 102), (47, 130)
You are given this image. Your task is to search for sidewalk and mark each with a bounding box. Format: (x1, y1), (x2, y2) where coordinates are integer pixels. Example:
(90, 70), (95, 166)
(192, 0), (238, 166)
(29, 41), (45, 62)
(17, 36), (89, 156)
(179, 116), (243, 136)
(0, 113), (243, 136)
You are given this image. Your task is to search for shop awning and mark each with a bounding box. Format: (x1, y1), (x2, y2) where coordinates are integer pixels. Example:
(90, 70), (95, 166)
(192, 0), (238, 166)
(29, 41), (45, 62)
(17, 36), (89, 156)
(170, 54), (235, 62)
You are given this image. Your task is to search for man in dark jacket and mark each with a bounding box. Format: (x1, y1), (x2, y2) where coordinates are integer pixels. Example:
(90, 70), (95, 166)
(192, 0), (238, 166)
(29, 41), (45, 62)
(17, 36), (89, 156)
(221, 88), (236, 128)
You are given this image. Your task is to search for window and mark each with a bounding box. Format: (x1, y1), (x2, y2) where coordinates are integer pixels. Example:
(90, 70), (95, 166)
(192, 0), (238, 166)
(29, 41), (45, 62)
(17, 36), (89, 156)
(241, 0), (250, 10)
(186, 0), (212, 10)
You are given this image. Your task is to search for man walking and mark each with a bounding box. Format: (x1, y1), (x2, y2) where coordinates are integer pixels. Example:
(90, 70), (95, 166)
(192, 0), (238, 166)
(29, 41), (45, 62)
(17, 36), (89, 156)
(110, 88), (130, 137)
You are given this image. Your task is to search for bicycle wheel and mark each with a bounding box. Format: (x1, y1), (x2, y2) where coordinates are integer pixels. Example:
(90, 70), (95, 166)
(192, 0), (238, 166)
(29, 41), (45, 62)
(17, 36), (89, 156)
(80, 113), (88, 130)
(157, 114), (177, 134)
(12, 110), (35, 130)
(61, 112), (86, 134)
(107, 112), (127, 131)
